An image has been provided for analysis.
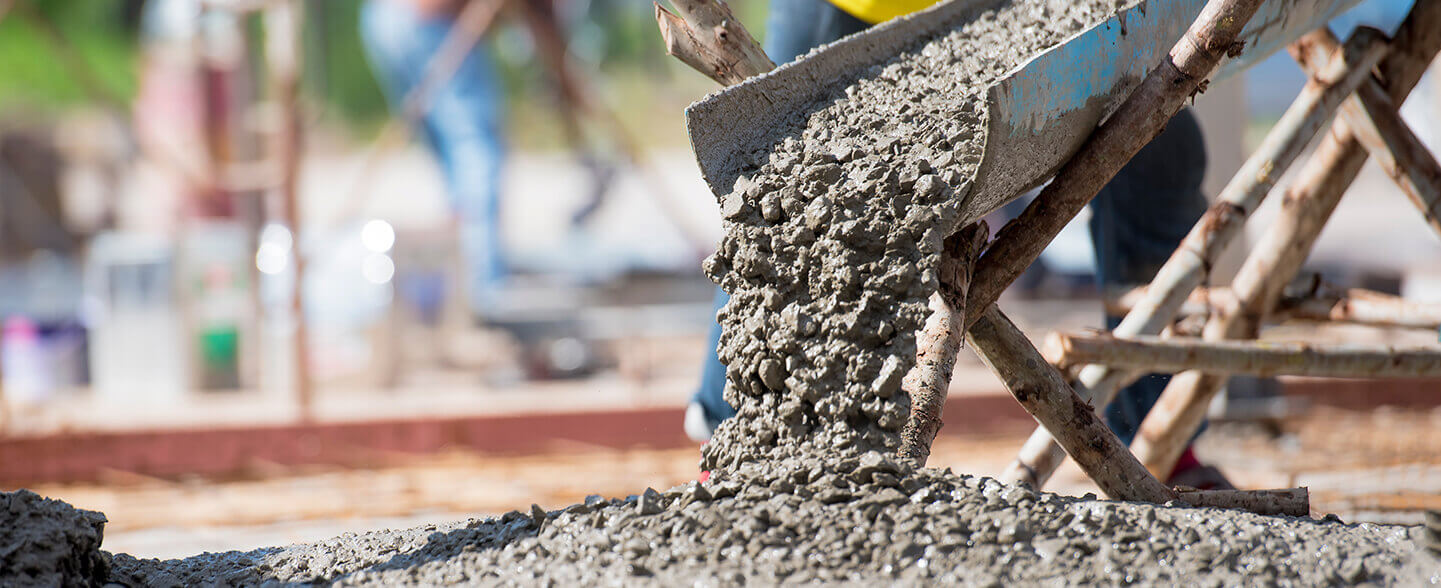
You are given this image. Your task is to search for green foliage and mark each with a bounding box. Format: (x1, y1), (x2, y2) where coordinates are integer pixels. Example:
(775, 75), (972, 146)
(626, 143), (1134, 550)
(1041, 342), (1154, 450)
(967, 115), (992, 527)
(0, 0), (138, 115)
(303, 0), (389, 131)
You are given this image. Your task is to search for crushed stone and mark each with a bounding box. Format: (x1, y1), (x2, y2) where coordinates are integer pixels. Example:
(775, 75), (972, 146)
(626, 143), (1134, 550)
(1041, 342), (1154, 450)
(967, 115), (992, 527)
(9, 1), (1438, 586)
(105, 455), (1436, 586)
(1, 489), (109, 586)
(700, 0), (1128, 472)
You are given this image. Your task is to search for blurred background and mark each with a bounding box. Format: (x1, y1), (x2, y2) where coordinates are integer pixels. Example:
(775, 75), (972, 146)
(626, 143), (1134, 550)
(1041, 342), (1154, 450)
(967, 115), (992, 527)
(0, 0), (1437, 560)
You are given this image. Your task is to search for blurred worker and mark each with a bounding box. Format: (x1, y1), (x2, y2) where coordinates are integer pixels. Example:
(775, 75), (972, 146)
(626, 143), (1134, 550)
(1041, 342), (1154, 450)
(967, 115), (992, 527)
(360, 0), (507, 317)
(685, 0), (1229, 489)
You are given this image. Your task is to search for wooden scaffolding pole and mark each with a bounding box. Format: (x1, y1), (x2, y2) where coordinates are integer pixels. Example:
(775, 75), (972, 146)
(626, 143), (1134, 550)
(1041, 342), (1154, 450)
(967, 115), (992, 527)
(1292, 29), (1441, 239)
(1107, 283), (1441, 330)
(654, 0), (774, 85)
(963, 0), (1267, 329)
(968, 306), (1179, 503)
(1001, 25), (1390, 488)
(265, 0), (312, 421)
(898, 224), (986, 467)
(1045, 333), (1441, 379)
(1131, 0), (1441, 479)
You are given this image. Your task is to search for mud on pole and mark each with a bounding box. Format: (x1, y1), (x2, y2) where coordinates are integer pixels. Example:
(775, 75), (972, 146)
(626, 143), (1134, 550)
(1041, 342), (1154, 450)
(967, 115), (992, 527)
(1131, 0), (1441, 479)
(898, 223), (987, 468)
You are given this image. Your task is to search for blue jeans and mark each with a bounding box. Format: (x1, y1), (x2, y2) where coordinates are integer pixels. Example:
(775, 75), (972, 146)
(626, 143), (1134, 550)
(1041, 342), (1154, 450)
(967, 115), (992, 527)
(360, 0), (507, 313)
(692, 0), (1209, 448)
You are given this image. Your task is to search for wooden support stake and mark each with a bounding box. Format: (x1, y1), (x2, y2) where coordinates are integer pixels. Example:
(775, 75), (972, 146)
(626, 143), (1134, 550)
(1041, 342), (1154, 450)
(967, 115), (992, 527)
(265, 0), (312, 422)
(1108, 283), (1441, 330)
(964, 0), (1266, 329)
(655, 0), (774, 86)
(967, 306), (1178, 504)
(1176, 487), (1310, 517)
(1045, 332), (1441, 378)
(1000, 22), (1387, 489)
(1292, 29), (1441, 240)
(898, 223), (987, 468)
(1132, 0), (1441, 479)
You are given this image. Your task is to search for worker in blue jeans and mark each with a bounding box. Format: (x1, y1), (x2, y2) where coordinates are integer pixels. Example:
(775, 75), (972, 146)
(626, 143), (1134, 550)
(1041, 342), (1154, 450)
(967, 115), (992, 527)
(685, 0), (1231, 489)
(360, 0), (507, 317)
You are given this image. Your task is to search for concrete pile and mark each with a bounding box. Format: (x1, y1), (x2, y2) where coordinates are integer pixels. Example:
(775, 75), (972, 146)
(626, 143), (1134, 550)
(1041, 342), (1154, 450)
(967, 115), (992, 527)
(105, 454), (1430, 585)
(1, 490), (109, 586)
(5, 0), (1439, 585)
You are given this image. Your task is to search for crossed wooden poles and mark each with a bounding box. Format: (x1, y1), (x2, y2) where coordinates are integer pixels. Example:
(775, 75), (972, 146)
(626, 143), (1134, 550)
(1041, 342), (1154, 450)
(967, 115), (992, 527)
(659, 0), (1441, 517)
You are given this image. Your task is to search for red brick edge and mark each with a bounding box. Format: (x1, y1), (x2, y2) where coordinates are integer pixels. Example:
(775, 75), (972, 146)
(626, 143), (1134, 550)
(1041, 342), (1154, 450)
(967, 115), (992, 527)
(0, 395), (1035, 486)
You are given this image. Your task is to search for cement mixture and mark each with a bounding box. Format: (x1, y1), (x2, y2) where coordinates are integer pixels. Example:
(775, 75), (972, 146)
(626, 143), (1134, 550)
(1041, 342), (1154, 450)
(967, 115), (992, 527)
(1, 490), (108, 586)
(103, 455), (1438, 586)
(7, 0), (1440, 585)
(700, 0), (1128, 471)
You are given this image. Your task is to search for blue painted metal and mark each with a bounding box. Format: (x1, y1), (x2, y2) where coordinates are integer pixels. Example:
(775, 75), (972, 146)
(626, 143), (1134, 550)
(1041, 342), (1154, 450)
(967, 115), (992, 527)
(687, 0), (1367, 225)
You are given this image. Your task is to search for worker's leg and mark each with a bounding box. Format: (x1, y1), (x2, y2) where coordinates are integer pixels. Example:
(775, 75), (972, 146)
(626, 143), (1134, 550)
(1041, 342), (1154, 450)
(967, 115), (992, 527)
(1088, 107), (1210, 447)
(687, 0), (869, 441)
(360, 0), (508, 315)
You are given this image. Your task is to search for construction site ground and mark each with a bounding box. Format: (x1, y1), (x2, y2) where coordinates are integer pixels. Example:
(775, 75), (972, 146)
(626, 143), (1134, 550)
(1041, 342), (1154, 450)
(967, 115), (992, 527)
(21, 405), (1435, 560)
(6, 299), (1441, 560)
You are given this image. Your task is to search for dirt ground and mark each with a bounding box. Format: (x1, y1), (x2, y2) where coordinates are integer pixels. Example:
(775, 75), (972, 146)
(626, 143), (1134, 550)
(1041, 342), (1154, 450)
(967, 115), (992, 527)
(21, 406), (1435, 560)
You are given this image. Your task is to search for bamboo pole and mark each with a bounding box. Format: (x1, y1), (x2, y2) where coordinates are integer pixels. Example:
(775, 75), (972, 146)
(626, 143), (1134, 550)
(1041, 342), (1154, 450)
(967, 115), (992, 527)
(964, 0), (1267, 329)
(967, 306), (1178, 503)
(1107, 283), (1441, 330)
(654, 0), (774, 86)
(1131, 0), (1441, 479)
(1044, 332), (1441, 378)
(898, 223), (987, 467)
(1000, 25), (1389, 489)
(265, 0), (312, 421)
(1292, 29), (1441, 240)
(1176, 487), (1309, 517)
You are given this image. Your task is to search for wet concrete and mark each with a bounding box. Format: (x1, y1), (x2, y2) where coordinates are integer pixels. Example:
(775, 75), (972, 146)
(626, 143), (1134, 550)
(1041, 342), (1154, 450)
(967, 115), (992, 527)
(701, 0), (1124, 472)
(1, 490), (108, 586)
(104, 455), (1436, 585)
(9, 0), (1440, 585)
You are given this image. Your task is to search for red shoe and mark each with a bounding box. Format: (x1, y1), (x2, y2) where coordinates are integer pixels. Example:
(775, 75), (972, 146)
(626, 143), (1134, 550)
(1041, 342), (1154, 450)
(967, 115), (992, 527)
(1166, 447), (1235, 490)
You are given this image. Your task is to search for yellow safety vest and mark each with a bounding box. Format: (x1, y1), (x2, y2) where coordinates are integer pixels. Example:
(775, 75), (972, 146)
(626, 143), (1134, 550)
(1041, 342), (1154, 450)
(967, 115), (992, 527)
(827, 0), (940, 24)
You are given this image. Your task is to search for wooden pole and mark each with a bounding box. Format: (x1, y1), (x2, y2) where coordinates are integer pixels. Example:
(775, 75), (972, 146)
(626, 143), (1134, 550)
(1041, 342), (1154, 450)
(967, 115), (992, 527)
(1176, 487), (1309, 517)
(654, 0), (774, 86)
(971, 310), (1313, 515)
(266, 0), (311, 421)
(1045, 332), (1441, 379)
(1000, 24), (1388, 489)
(1107, 283), (1441, 330)
(964, 0), (1267, 330)
(967, 306), (1178, 503)
(1292, 29), (1441, 240)
(1131, 0), (1441, 479)
(898, 223), (986, 467)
